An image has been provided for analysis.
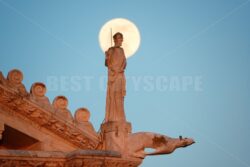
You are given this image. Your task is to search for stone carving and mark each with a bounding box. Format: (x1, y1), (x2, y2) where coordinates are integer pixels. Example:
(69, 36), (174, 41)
(64, 149), (142, 167)
(0, 159), (141, 167)
(30, 82), (53, 111)
(5, 69), (28, 96)
(126, 132), (195, 158)
(101, 32), (195, 161)
(0, 121), (4, 140)
(105, 32), (127, 122)
(0, 29), (195, 166)
(103, 161), (142, 167)
(0, 160), (64, 167)
(0, 83), (99, 149)
(0, 160), (19, 167)
(0, 150), (142, 167)
(75, 108), (98, 137)
(0, 71), (5, 85)
(100, 122), (131, 152)
(101, 32), (131, 153)
(53, 96), (74, 123)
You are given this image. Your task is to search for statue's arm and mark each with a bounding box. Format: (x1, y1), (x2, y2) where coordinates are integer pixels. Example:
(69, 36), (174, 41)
(105, 50), (110, 67)
(106, 47), (116, 67)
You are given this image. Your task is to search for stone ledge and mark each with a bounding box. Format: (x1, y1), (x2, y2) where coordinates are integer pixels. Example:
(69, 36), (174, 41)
(0, 149), (142, 167)
(66, 149), (121, 158)
(0, 149), (65, 158)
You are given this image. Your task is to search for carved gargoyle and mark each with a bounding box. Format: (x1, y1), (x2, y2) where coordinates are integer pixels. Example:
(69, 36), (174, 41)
(126, 132), (195, 158)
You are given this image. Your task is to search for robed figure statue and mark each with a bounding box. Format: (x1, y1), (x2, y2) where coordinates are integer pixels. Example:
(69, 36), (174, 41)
(105, 32), (127, 122)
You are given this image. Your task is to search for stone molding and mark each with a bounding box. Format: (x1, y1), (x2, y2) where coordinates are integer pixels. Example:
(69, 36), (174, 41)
(0, 149), (142, 167)
(0, 84), (99, 150)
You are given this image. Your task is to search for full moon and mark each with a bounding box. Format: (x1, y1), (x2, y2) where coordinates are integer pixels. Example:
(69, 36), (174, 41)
(99, 18), (141, 58)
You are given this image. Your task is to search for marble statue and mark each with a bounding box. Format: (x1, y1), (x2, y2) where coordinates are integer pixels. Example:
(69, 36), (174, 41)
(30, 82), (52, 111)
(52, 96), (74, 123)
(75, 108), (97, 136)
(105, 32), (127, 122)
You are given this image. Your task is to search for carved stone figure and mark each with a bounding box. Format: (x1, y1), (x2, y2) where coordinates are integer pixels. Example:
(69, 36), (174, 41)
(52, 96), (73, 123)
(105, 32), (127, 122)
(0, 121), (4, 140)
(30, 82), (52, 111)
(0, 71), (5, 85)
(6, 69), (28, 96)
(126, 132), (195, 158)
(75, 108), (97, 136)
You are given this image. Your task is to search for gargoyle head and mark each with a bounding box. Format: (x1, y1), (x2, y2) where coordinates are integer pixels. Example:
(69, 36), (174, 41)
(179, 137), (195, 147)
(147, 136), (195, 156)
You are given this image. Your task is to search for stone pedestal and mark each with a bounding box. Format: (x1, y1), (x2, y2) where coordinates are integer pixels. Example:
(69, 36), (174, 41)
(101, 121), (131, 155)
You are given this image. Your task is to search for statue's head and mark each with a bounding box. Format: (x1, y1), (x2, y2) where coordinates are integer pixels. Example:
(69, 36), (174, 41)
(75, 108), (90, 122)
(30, 82), (46, 97)
(113, 32), (123, 47)
(7, 69), (23, 84)
(53, 96), (68, 110)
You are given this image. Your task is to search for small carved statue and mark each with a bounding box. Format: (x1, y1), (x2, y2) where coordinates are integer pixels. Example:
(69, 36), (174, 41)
(0, 71), (5, 85)
(52, 96), (74, 123)
(30, 82), (52, 111)
(6, 69), (28, 96)
(75, 108), (97, 136)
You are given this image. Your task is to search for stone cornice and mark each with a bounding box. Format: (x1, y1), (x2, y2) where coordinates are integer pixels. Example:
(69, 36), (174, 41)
(0, 84), (100, 150)
(0, 149), (142, 167)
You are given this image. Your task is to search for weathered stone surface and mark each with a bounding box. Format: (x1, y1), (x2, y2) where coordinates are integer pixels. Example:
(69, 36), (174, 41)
(0, 121), (4, 140)
(53, 96), (74, 123)
(75, 108), (98, 137)
(0, 82), (99, 150)
(0, 149), (142, 167)
(0, 67), (194, 166)
(101, 121), (131, 154)
(101, 33), (195, 159)
(126, 132), (195, 158)
(105, 32), (127, 123)
(0, 72), (6, 85)
(30, 82), (53, 111)
(5, 69), (28, 96)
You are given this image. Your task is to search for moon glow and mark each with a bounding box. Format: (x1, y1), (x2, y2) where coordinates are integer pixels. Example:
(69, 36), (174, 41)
(99, 18), (141, 58)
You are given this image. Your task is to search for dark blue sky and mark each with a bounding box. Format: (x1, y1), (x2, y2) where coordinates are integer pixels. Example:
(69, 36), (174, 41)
(1, 0), (250, 166)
